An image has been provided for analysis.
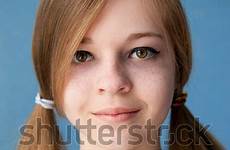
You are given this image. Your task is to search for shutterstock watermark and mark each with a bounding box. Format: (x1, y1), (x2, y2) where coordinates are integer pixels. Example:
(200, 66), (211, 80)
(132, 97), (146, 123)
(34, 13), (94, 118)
(19, 117), (214, 147)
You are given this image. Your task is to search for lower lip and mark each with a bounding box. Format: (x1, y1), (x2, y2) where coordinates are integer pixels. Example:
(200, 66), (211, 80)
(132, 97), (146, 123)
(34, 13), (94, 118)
(92, 110), (140, 123)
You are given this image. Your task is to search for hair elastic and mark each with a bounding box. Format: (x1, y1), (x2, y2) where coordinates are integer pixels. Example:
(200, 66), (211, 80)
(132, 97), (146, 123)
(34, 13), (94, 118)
(172, 92), (187, 107)
(35, 92), (55, 110)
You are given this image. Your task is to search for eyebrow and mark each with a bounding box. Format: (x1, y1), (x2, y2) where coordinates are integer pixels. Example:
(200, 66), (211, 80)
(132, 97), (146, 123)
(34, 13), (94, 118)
(80, 32), (163, 44)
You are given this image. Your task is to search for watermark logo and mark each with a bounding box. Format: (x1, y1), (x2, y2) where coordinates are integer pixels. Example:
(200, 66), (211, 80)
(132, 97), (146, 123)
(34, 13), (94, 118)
(19, 117), (213, 147)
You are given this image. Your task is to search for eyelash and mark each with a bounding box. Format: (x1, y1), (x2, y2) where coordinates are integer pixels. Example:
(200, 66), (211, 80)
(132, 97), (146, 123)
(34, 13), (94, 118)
(73, 47), (160, 64)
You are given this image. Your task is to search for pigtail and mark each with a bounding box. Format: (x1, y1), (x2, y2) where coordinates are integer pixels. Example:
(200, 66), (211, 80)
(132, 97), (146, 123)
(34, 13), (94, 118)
(17, 0), (107, 149)
(17, 105), (65, 150)
(169, 104), (224, 150)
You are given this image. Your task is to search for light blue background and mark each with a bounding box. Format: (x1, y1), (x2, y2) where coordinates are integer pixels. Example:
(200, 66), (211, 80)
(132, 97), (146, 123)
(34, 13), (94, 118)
(0, 0), (229, 149)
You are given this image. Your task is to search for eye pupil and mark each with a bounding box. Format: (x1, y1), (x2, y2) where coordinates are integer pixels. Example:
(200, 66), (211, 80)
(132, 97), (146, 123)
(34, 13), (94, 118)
(136, 48), (147, 58)
(75, 51), (87, 62)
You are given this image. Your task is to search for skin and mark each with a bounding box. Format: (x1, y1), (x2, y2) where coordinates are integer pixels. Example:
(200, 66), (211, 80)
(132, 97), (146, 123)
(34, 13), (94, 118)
(62, 0), (176, 149)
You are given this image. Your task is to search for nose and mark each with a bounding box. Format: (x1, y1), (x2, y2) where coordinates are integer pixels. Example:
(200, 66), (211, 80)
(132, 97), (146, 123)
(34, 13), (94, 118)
(96, 61), (132, 96)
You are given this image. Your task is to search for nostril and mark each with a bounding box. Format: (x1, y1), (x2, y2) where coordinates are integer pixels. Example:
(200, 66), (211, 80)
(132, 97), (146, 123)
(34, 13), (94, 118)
(120, 86), (130, 93)
(98, 88), (105, 93)
(98, 86), (126, 95)
(119, 87), (125, 91)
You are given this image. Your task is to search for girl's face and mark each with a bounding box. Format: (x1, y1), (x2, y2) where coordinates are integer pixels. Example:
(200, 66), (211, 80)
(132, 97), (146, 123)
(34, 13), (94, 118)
(62, 0), (176, 148)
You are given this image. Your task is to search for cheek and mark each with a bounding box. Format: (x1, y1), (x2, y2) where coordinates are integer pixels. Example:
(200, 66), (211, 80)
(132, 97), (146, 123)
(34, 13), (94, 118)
(132, 62), (175, 125)
(146, 73), (174, 124)
(62, 73), (92, 125)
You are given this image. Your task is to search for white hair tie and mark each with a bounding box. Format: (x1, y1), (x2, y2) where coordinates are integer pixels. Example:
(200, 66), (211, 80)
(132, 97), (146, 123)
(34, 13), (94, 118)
(35, 92), (55, 110)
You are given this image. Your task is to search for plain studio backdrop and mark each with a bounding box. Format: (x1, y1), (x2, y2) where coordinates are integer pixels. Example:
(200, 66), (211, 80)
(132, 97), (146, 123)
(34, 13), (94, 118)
(0, 0), (229, 149)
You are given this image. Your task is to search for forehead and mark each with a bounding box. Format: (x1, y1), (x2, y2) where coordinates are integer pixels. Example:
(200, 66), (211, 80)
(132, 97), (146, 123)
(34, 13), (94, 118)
(82, 0), (164, 44)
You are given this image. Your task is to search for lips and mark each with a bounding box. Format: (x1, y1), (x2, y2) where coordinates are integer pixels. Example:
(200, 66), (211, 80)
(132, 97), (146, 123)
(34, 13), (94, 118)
(91, 107), (141, 122)
(92, 107), (140, 115)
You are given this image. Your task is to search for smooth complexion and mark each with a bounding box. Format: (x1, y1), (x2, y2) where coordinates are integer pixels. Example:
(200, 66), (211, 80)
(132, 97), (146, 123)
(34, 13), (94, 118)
(63, 0), (176, 149)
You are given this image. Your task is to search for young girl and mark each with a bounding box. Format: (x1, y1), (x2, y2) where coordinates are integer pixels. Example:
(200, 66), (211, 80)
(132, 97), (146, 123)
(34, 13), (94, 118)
(17, 0), (224, 149)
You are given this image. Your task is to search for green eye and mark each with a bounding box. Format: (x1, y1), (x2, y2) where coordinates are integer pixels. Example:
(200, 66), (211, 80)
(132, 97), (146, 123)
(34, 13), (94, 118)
(129, 47), (160, 60)
(73, 50), (93, 64)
